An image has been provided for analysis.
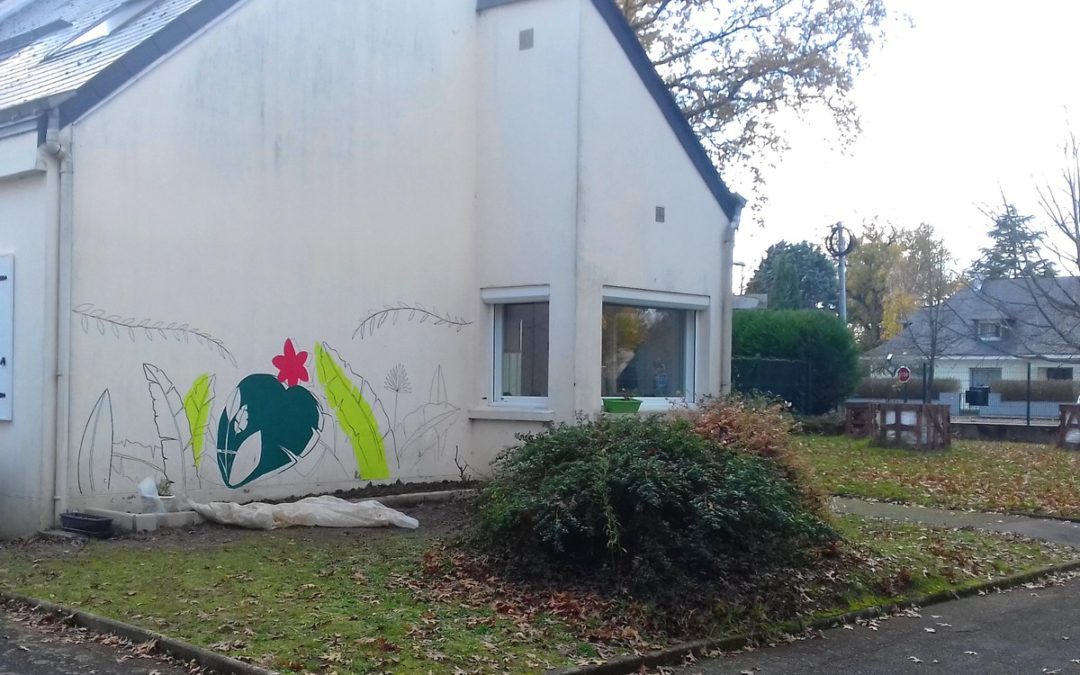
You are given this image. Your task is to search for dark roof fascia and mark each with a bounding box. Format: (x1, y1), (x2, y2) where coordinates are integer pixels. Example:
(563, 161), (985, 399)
(477, 0), (745, 221)
(57, 0), (244, 127)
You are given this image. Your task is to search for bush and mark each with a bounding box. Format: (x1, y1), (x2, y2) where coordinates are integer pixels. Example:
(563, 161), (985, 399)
(992, 379), (1080, 402)
(854, 377), (960, 399)
(475, 405), (834, 601)
(798, 412), (846, 436)
(733, 310), (858, 415)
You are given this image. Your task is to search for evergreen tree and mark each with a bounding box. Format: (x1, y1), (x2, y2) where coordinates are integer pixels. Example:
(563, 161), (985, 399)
(747, 241), (838, 310)
(972, 202), (1056, 280)
(769, 255), (801, 310)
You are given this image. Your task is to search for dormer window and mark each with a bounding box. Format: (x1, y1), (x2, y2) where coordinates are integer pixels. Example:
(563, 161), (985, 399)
(977, 320), (1002, 340)
(59, 0), (154, 52)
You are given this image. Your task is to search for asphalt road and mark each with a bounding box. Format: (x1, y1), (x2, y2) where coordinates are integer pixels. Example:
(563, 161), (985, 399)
(678, 575), (1080, 674)
(0, 606), (188, 675)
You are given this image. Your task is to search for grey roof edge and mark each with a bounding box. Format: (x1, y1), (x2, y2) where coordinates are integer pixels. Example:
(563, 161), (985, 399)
(477, 0), (746, 221)
(57, 0), (244, 127)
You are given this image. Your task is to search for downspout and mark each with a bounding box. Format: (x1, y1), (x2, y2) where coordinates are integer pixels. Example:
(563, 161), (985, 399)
(719, 203), (743, 395)
(40, 116), (72, 525)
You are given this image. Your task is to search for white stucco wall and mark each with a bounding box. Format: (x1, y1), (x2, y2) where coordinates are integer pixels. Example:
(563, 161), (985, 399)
(66, 0), (483, 511)
(574, 1), (731, 409)
(0, 160), (51, 536)
(38, 0), (737, 515)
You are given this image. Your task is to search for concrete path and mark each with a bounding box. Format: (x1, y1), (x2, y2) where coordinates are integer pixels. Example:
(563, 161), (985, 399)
(833, 497), (1080, 548)
(677, 574), (1080, 674)
(677, 499), (1080, 674)
(0, 605), (188, 675)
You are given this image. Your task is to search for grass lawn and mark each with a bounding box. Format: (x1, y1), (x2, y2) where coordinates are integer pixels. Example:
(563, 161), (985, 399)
(0, 501), (1074, 674)
(798, 435), (1080, 517)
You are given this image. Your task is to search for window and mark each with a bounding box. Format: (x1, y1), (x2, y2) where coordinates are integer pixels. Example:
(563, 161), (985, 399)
(483, 286), (550, 405)
(60, 0), (155, 52)
(601, 303), (694, 400)
(1046, 367), (1074, 381)
(976, 320), (1002, 339)
(969, 367), (1002, 388)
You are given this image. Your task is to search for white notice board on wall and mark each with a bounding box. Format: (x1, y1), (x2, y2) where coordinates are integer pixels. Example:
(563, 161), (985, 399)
(0, 255), (11, 421)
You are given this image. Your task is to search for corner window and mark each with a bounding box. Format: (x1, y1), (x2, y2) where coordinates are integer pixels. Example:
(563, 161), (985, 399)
(601, 303), (695, 400)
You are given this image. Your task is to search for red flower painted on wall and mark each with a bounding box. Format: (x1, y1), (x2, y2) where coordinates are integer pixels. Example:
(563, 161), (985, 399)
(272, 339), (309, 387)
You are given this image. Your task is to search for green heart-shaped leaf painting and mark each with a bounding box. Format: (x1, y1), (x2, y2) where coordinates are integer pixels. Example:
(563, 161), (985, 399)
(216, 373), (321, 488)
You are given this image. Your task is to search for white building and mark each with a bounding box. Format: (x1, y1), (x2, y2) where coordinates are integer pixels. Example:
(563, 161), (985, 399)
(0, 0), (743, 537)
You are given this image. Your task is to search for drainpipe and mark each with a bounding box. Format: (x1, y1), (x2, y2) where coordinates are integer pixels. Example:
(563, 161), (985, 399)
(40, 117), (73, 526)
(719, 203), (743, 396)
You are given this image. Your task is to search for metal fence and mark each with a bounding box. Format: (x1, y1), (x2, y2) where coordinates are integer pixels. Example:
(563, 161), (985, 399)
(732, 356), (811, 413)
(853, 359), (1080, 425)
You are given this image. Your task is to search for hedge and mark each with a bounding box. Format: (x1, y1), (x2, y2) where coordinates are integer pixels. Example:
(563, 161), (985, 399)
(733, 310), (858, 415)
(854, 377), (960, 399)
(991, 379), (1080, 402)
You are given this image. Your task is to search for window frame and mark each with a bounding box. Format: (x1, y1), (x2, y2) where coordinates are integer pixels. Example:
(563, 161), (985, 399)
(976, 320), (1002, 340)
(482, 286), (551, 408)
(600, 287), (706, 412)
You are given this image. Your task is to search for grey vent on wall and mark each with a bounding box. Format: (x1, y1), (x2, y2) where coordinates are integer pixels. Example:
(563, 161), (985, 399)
(655, 206), (666, 223)
(519, 28), (534, 50)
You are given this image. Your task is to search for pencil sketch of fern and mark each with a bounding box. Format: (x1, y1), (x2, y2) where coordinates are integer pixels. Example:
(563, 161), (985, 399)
(353, 302), (472, 340)
(73, 303), (237, 366)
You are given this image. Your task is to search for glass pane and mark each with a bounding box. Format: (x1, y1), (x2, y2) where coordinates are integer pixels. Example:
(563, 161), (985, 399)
(969, 368), (1002, 388)
(601, 304), (689, 397)
(500, 303), (549, 397)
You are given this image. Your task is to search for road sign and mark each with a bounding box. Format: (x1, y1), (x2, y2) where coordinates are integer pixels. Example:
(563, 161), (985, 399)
(897, 366), (912, 384)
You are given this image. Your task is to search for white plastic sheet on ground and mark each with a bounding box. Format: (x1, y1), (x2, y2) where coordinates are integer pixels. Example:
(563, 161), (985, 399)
(183, 495), (419, 531)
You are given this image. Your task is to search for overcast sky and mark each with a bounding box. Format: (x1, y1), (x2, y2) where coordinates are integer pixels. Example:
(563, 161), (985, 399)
(731, 0), (1080, 290)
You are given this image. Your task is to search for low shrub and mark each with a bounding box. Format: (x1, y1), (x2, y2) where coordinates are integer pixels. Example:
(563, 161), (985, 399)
(798, 412), (846, 436)
(475, 404), (835, 603)
(991, 379), (1080, 402)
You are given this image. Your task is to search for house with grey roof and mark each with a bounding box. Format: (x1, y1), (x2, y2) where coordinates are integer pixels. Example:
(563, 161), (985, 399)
(0, 0), (744, 536)
(865, 277), (1080, 393)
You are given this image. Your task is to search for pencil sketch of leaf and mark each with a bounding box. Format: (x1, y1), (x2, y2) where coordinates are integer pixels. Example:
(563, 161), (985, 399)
(77, 390), (114, 494)
(73, 304), (237, 366)
(143, 364), (191, 485)
(314, 342), (391, 480)
(353, 302), (472, 340)
(183, 374), (215, 468)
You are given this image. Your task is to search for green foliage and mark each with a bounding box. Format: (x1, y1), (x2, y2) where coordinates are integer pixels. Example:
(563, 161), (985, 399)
(183, 374), (215, 468)
(747, 241), (838, 311)
(854, 377), (960, 399)
(733, 310), (859, 414)
(991, 379), (1080, 402)
(769, 255), (801, 310)
(476, 414), (834, 601)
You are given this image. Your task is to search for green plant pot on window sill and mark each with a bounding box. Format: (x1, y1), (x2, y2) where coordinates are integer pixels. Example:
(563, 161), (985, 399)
(602, 397), (643, 414)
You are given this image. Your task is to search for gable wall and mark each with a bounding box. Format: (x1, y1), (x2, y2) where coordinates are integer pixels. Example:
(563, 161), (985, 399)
(572, 1), (732, 408)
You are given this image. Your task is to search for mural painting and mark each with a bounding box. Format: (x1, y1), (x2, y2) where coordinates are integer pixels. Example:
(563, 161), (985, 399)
(74, 302), (467, 498)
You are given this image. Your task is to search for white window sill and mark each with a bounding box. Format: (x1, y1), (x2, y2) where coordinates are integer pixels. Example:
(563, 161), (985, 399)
(468, 406), (556, 422)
